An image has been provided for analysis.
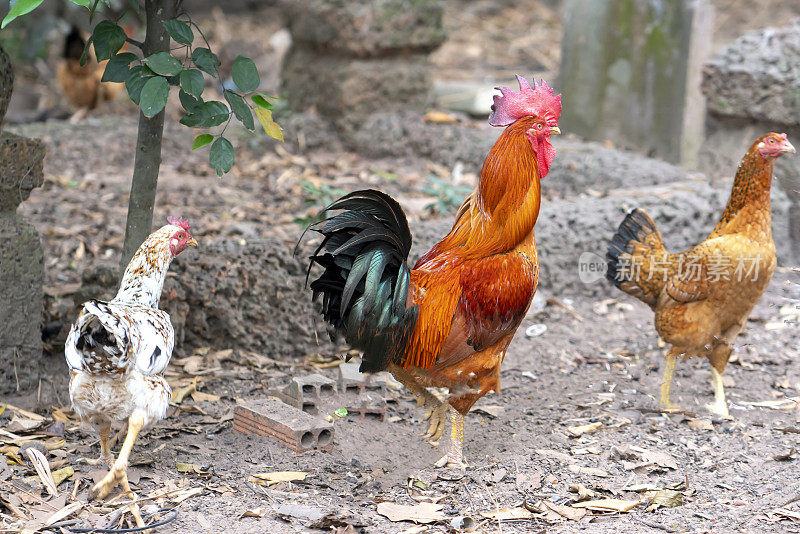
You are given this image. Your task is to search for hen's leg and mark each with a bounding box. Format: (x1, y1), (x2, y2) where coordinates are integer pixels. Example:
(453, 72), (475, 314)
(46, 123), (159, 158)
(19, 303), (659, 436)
(659, 348), (681, 411)
(706, 367), (730, 418)
(78, 426), (113, 467)
(434, 409), (467, 469)
(91, 413), (145, 528)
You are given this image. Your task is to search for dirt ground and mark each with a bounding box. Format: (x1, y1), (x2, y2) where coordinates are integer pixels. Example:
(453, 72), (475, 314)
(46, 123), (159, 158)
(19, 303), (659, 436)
(3, 1), (800, 533)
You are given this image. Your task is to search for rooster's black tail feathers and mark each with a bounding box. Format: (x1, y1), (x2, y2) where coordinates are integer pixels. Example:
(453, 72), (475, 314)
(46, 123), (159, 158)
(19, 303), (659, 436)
(301, 190), (419, 373)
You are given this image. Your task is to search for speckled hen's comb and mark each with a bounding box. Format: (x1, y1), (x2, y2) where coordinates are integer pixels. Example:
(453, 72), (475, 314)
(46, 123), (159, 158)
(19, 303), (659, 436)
(166, 216), (191, 230)
(488, 75), (562, 128)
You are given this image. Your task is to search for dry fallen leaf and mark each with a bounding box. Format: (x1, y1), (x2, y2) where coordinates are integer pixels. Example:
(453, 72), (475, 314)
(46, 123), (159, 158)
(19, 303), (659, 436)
(422, 110), (458, 124)
(572, 499), (641, 512)
(377, 502), (445, 524)
(240, 507), (268, 518)
(646, 489), (683, 511)
(688, 418), (714, 431)
(191, 390), (221, 403)
(25, 448), (57, 496)
(480, 506), (534, 520)
(250, 471), (308, 486)
(749, 398), (799, 410)
(567, 421), (602, 437)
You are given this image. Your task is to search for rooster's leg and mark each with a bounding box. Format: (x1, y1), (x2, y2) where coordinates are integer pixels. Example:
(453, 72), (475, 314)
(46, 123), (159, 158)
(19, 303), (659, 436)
(706, 367), (731, 419)
(91, 413), (145, 528)
(389, 364), (449, 443)
(659, 349), (681, 411)
(78, 426), (113, 467)
(434, 409), (467, 469)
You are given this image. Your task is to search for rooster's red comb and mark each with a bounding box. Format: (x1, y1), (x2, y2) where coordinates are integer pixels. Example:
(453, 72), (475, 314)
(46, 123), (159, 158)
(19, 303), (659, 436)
(166, 216), (191, 230)
(488, 75), (562, 128)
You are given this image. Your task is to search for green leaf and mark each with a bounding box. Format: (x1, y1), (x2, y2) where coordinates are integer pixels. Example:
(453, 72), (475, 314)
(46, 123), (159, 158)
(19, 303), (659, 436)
(68, 0), (95, 8)
(1, 0), (45, 29)
(179, 101), (228, 128)
(101, 52), (137, 83)
(251, 93), (275, 110)
(125, 66), (152, 104)
(191, 47), (220, 77)
(179, 69), (204, 97)
(224, 91), (254, 130)
(91, 20), (127, 61)
(178, 89), (202, 113)
(163, 19), (193, 45)
(142, 51), (182, 76)
(231, 56), (259, 93)
(193, 134), (213, 150)
(255, 107), (283, 142)
(124, 0), (139, 13)
(139, 76), (170, 118)
(209, 137), (234, 177)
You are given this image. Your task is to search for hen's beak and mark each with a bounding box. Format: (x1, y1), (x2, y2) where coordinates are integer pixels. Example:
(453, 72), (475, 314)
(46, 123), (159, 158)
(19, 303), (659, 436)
(782, 140), (796, 154)
(550, 126), (561, 135)
(188, 238), (198, 247)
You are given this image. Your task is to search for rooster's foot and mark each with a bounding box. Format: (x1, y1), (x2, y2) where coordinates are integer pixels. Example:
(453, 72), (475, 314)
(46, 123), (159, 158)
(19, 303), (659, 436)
(434, 454), (468, 470)
(424, 403), (449, 444)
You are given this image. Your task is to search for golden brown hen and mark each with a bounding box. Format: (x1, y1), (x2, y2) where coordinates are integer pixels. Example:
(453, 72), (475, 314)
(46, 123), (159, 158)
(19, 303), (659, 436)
(607, 132), (795, 417)
(56, 26), (124, 111)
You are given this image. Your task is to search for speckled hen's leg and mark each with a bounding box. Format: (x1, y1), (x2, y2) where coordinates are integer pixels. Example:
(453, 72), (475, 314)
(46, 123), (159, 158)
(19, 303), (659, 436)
(78, 426), (113, 467)
(91, 413), (145, 528)
(659, 348), (681, 411)
(434, 409), (467, 469)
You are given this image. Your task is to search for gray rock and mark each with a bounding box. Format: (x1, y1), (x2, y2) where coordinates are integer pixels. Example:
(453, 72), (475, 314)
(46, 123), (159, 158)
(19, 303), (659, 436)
(702, 22), (800, 125)
(282, 47), (433, 119)
(281, 0), (445, 58)
(0, 128), (46, 391)
(162, 237), (333, 358)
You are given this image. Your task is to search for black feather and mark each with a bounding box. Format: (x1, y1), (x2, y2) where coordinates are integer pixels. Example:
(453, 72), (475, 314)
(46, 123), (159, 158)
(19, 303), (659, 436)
(298, 189), (418, 373)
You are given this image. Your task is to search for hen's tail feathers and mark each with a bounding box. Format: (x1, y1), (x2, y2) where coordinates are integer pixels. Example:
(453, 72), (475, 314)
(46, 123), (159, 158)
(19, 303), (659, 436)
(606, 208), (667, 308)
(301, 190), (419, 373)
(72, 301), (128, 369)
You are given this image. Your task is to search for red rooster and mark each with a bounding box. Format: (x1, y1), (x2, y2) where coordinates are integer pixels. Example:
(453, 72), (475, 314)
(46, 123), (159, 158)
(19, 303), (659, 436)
(303, 76), (561, 467)
(66, 217), (196, 525)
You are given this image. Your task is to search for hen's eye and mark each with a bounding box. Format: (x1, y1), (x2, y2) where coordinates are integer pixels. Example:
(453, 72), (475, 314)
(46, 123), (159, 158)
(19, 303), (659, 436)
(768, 138), (775, 144)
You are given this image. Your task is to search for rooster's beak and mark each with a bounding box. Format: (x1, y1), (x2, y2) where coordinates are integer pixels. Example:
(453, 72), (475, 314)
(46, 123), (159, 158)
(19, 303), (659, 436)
(783, 140), (796, 154)
(550, 126), (561, 135)
(187, 238), (198, 247)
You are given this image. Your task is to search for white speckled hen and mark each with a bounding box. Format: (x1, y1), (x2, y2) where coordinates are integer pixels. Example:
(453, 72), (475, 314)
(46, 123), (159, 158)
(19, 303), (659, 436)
(65, 216), (196, 525)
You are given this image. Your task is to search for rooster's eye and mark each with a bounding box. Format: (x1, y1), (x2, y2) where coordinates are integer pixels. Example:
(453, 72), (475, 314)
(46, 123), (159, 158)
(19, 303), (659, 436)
(536, 123), (543, 130)
(768, 138), (775, 144)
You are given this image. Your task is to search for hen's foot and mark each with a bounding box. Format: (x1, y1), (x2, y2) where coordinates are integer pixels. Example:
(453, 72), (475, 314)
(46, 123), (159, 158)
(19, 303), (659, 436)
(659, 401), (682, 412)
(423, 403), (449, 445)
(77, 453), (113, 468)
(705, 401), (731, 419)
(91, 461), (131, 500)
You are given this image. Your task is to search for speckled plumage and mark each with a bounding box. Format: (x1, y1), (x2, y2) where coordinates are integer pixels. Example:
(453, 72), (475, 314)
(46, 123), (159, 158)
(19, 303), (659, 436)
(66, 223), (192, 433)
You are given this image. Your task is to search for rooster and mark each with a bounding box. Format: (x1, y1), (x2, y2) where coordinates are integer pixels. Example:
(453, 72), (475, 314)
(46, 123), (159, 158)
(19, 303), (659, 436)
(302, 76), (561, 468)
(607, 133), (795, 418)
(65, 217), (196, 526)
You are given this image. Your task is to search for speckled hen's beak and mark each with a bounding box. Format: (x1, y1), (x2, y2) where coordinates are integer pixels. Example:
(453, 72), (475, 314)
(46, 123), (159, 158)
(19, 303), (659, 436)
(550, 126), (561, 135)
(782, 140), (796, 154)
(188, 238), (198, 247)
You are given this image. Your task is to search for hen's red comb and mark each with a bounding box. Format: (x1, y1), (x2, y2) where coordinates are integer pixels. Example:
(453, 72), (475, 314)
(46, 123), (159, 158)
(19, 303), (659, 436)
(166, 216), (191, 230)
(488, 75), (562, 128)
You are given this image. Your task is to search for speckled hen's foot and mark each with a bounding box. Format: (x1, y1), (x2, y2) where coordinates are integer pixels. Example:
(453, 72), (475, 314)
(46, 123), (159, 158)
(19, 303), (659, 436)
(77, 453), (113, 468)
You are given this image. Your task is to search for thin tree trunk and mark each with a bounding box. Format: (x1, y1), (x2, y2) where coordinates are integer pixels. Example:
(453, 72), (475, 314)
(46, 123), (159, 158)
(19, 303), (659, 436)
(120, 0), (175, 268)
